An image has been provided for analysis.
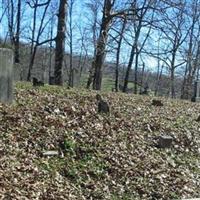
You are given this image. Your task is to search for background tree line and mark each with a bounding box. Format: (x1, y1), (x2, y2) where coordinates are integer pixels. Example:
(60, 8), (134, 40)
(0, 0), (200, 99)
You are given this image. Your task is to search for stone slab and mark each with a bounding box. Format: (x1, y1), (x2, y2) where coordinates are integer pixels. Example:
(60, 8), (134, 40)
(158, 135), (173, 148)
(0, 48), (13, 103)
(182, 199), (200, 200)
(43, 150), (59, 156)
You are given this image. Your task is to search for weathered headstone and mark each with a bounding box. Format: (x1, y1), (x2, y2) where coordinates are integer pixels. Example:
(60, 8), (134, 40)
(196, 115), (200, 122)
(118, 84), (134, 93)
(96, 94), (110, 113)
(152, 99), (163, 106)
(191, 81), (200, 102)
(0, 48), (13, 103)
(49, 76), (55, 85)
(32, 77), (44, 86)
(140, 85), (149, 95)
(111, 87), (116, 92)
(158, 135), (173, 148)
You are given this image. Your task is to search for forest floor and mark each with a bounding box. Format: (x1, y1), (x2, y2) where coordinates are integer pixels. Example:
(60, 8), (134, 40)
(0, 82), (200, 200)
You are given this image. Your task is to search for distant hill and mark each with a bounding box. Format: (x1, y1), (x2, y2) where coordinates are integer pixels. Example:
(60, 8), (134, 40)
(1, 41), (183, 96)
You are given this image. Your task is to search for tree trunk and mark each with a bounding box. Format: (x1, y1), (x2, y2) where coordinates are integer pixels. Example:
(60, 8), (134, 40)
(54, 0), (67, 85)
(27, 46), (37, 81)
(92, 0), (114, 90)
(123, 44), (135, 92)
(170, 67), (175, 98)
(140, 62), (145, 94)
(134, 45), (139, 94)
(27, 0), (37, 81)
(123, 18), (142, 93)
(182, 42), (200, 99)
(115, 50), (119, 92)
(170, 49), (176, 98)
(49, 19), (54, 84)
(68, 0), (74, 87)
(155, 64), (163, 96)
(115, 18), (126, 92)
(86, 1), (98, 89)
(87, 61), (95, 89)
(14, 0), (21, 64)
(27, 0), (51, 81)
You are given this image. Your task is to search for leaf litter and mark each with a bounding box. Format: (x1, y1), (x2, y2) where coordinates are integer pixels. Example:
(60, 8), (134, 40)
(0, 83), (200, 199)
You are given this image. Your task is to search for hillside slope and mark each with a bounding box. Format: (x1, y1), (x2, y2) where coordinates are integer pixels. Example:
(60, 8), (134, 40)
(0, 83), (200, 200)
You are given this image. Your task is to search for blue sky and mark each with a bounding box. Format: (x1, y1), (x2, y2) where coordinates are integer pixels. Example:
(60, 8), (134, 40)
(0, 0), (166, 73)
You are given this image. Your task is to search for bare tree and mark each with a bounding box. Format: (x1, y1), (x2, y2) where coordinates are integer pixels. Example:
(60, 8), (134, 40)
(67, 0), (76, 87)
(123, 0), (156, 93)
(86, 0), (101, 89)
(26, 0), (52, 81)
(181, 0), (200, 99)
(154, 34), (162, 96)
(143, 1), (189, 98)
(110, 17), (127, 92)
(0, 2), (8, 25)
(54, 0), (67, 85)
(15, 0), (21, 64)
(4, 0), (21, 63)
(158, 2), (188, 98)
(48, 14), (55, 84)
(92, 0), (116, 90)
(76, 26), (89, 81)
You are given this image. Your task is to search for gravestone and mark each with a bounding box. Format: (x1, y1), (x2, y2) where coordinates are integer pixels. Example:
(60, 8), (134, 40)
(0, 48), (13, 103)
(152, 99), (163, 106)
(158, 135), (173, 148)
(96, 94), (110, 113)
(49, 76), (55, 85)
(32, 77), (44, 87)
(43, 150), (59, 157)
(140, 84), (149, 95)
(191, 81), (200, 102)
(182, 199), (200, 200)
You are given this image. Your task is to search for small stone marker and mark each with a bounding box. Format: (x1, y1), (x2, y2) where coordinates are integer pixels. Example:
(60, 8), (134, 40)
(152, 99), (163, 106)
(43, 150), (59, 157)
(32, 77), (44, 86)
(182, 199), (200, 200)
(140, 84), (149, 95)
(158, 135), (173, 148)
(96, 94), (110, 113)
(191, 81), (200, 102)
(196, 115), (200, 122)
(49, 76), (55, 85)
(0, 48), (13, 103)
(111, 87), (116, 92)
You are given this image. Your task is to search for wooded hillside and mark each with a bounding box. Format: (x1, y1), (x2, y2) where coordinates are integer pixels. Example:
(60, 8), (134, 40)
(0, 0), (200, 98)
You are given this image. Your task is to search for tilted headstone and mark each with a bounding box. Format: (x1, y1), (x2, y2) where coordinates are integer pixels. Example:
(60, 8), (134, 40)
(191, 81), (200, 102)
(0, 48), (13, 103)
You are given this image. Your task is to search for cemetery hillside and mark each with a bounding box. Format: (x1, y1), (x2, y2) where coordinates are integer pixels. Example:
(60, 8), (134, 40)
(0, 82), (200, 199)
(2, 0), (200, 199)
